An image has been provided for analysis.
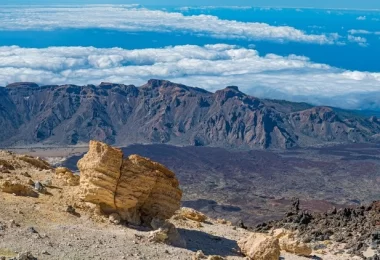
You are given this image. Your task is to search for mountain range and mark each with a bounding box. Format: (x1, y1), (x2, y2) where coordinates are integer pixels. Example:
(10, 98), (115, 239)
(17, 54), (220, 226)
(1, 79), (380, 149)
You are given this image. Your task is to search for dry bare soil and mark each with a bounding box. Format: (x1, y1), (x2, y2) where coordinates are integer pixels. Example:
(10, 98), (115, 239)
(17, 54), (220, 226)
(0, 149), (363, 260)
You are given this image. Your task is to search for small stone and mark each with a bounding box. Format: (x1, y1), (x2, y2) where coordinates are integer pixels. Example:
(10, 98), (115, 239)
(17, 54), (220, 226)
(207, 256), (225, 260)
(42, 179), (52, 187)
(9, 219), (16, 228)
(14, 251), (37, 260)
(21, 172), (31, 178)
(34, 181), (46, 193)
(109, 213), (121, 225)
(238, 219), (247, 229)
(193, 250), (206, 259)
(65, 205), (76, 215)
(27, 227), (38, 234)
(178, 207), (207, 222)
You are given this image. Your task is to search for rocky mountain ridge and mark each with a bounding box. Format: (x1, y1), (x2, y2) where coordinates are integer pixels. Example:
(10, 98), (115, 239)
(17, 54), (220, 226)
(1, 80), (380, 149)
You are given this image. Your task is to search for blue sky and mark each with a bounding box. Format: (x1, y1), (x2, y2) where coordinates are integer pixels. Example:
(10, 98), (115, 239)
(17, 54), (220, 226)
(8, 0), (380, 9)
(0, 3), (380, 110)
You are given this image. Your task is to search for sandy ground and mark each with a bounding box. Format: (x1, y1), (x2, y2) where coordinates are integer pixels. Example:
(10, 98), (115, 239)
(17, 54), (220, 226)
(0, 188), (245, 260)
(0, 150), (365, 260)
(0, 188), (362, 260)
(6, 147), (88, 160)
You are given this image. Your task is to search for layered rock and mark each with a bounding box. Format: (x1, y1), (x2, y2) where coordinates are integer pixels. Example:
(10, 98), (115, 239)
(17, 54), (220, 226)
(149, 218), (186, 247)
(1, 181), (38, 197)
(238, 232), (280, 260)
(18, 156), (51, 170)
(55, 167), (79, 186)
(177, 207), (207, 222)
(78, 140), (182, 225)
(0, 151), (53, 197)
(272, 229), (312, 256)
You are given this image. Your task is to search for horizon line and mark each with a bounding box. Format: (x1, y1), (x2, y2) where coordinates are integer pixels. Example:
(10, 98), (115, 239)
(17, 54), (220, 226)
(0, 4), (380, 12)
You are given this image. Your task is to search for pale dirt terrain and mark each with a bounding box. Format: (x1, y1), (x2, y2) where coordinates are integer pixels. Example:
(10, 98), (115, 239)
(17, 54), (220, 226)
(0, 187), (359, 260)
(0, 150), (366, 260)
(5, 146), (88, 168)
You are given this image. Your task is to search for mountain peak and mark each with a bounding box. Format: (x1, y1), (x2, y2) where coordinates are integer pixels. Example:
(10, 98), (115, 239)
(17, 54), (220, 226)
(141, 79), (210, 94)
(225, 86), (240, 92)
(144, 79), (172, 89)
(214, 85), (247, 103)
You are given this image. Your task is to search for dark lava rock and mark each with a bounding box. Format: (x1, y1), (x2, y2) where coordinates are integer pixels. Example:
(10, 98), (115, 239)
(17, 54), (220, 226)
(254, 200), (380, 257)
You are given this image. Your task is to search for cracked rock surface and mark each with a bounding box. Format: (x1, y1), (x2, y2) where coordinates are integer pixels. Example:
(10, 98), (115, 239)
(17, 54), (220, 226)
(78, 140), (182, 225)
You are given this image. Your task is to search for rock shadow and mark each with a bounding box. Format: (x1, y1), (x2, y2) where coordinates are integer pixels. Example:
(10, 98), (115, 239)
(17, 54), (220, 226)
(178, 228), (241, 257)
(62, 154), (83, 171)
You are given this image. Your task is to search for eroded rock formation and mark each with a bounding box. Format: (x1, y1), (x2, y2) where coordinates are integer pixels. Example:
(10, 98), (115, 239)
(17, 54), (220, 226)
(55, 167), (80, 186)
(1, 181), (38, 197)
(78, 140), (182, 225)
(238, 232), (280, 260)
(177, 207), (207, 222)
(272, 229), (312, 256)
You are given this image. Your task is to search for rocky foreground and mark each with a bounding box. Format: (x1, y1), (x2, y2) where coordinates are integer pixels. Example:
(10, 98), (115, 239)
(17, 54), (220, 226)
(0, 141), (379, 259)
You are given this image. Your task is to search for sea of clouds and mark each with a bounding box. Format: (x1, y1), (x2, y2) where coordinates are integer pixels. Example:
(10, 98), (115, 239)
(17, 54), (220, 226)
(1, 44), (380, 110)
(0, 5), (379, 110)
(0, 5), (340, 44)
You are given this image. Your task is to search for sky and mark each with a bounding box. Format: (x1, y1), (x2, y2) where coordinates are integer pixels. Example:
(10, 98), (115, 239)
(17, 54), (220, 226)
(0, 2), (380, 110)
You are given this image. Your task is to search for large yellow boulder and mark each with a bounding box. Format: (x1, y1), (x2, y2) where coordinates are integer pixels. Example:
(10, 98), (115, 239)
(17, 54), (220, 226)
(78, 141), (182, 225)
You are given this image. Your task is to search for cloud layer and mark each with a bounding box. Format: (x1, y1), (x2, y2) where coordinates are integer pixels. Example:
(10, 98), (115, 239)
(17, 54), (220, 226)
(349, 29), (380, 35)
(0, 5), (338, 44)
(1, 44), (380, 110)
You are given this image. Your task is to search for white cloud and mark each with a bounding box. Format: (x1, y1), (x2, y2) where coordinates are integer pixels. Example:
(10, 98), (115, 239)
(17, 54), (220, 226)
(347, 35), (368, 47)
(356, 16), (367, 20)
(348, 29), (371, 34)
(1, 44), (380, 110)
(177, 6), (253, 11)
(0, 5), (339, 44)
(349, 29), (380, 35)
